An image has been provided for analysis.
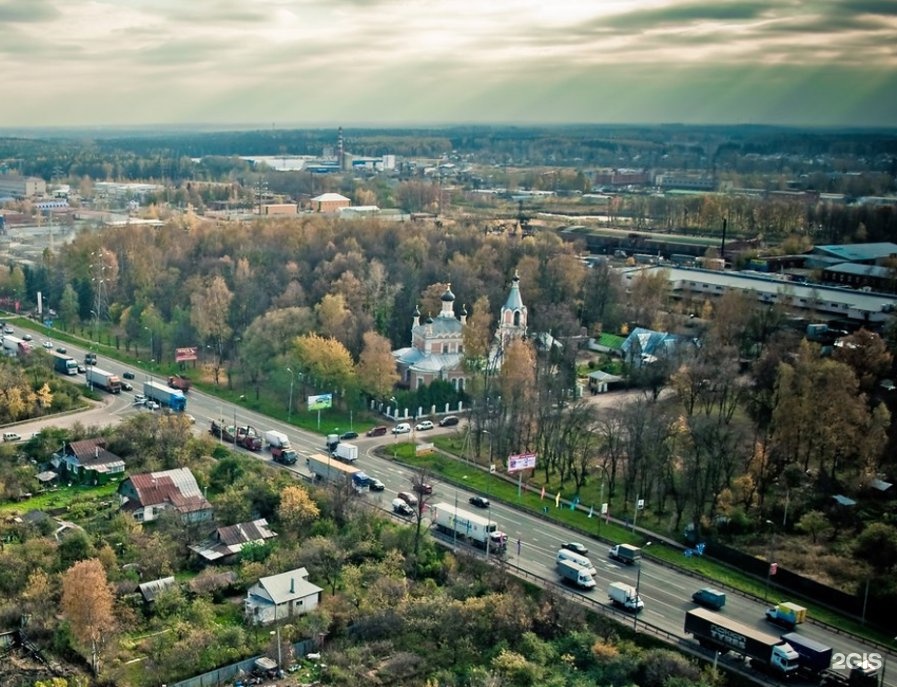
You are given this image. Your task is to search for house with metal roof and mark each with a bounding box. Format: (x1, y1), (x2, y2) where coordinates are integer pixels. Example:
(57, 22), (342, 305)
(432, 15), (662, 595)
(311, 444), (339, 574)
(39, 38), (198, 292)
(244, 567), (322, 625)
(118, 467), (213, 524)
(52, 438), (125, 485)
(189, 518), (278, 563)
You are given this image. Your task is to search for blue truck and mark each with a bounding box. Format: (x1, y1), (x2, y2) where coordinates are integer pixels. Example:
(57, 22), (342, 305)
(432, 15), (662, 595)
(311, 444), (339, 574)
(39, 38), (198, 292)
(143, 381), (187, 412)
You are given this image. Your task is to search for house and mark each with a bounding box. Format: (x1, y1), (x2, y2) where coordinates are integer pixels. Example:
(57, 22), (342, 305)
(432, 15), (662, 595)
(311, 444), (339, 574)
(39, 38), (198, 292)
(53, 438), (125, 485)
(118, 467), (213, 524)
(244, 567), (323, 625)
(189, 518), (278, 563)
(310, 192), (350, 213)
(138, 576), (176, 604)
(620, 327), (690, 367)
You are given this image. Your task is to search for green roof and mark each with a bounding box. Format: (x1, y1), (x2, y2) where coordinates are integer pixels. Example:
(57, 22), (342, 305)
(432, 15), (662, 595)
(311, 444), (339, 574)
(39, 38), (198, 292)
(597, 333), (626, 350)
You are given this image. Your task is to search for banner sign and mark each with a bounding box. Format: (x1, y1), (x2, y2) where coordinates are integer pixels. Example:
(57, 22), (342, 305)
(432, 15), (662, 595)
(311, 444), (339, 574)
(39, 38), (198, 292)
(507, 452), (537, 473)
(175, 347), (198, 362)
(308, 393), (333, 411)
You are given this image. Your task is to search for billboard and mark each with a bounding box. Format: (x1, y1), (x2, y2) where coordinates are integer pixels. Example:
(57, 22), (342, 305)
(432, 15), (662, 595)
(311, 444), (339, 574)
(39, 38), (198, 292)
(507, 452), (537, 473)
(308, 393), (333, 411)
(175, 347), (198, 362)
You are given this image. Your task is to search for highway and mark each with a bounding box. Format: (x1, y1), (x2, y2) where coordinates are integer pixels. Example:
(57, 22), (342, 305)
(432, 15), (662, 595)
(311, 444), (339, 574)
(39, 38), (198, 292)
(12, 337), (897, 687)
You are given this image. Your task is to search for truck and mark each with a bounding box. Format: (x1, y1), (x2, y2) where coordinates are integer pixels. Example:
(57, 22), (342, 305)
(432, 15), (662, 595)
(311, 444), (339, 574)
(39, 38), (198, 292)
(235, 426), (262, 451)
(306, 452), (367, 490)
(50, 350), (78, 376)
(264, 430), (291, 450)
(431, 501), (508, 552)
(684, 608), (799, 676)
(781, 632), (833, 678)
(608, 582), (644, 612)
(691, 587), (727, 611)
(608, 543), (642, 565)
(271, 445), (299, 465)
(326, 433), (340, 451)
(143, 381), (187, 412)
(333, 442), (358, 464)
(86, 367), (122, 394)
(84, 352), (97, 366)
(558, 559), (596, 589)
(168, 374), (192, 392)
(210, 420), (235, 442)
(1, 335), (30, 357)
(765, 602), (807, 630)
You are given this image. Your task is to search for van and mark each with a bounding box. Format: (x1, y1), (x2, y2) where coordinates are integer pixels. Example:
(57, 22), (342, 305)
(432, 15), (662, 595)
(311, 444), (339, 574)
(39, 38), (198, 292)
(3, 432), (22, 442)
(397, 491), (418, 507)
(438, 415), (459, 427)
(556, 548), (597, 576)
(366, 425), (388, 437)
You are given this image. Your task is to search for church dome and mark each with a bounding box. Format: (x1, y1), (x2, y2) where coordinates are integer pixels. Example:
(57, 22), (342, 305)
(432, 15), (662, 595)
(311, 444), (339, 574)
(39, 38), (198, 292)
(441, 283), (455, 302)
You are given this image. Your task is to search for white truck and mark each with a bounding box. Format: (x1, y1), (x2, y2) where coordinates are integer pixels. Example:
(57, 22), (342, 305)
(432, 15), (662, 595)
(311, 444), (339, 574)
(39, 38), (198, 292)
(86, 367), (122, 394)
(558, 559), (596, 589)
(431, 501), (508, 552)
(264, 430), (291, 449)
(333, 442), (358, 464)
(608, 582), (644, 612)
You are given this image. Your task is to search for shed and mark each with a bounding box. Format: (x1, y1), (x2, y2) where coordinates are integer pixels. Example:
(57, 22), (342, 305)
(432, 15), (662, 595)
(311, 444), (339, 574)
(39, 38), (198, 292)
(832, 494), (857, 507)
(587, 370), (625, 394)
(138, 576), (176, 603)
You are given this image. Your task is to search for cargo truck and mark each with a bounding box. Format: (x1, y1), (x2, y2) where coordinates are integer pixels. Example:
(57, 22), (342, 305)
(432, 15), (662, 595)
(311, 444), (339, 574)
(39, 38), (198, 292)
(608, 581), (644, 611)
(558, 559), (596, 589)
(264, 430), (291, 450)
(431, 501), (508, 552)
(143, 381), (187, 412)
(235, 426), (262, 451)
(608, 543), (642, 564)
(691, 587), (726, 610)
(765, 602), (807, 630)
(86, 367), (122, 394)
(1, 335), (30, 357)
(684, 608), (799, 676)
(781, 632), (833, 678)
(306, 452), (367, 490)
(50, 350), (78, 376)
(168, 374), (192, 392)
(332, 442), (358, 464)
(271, 446), (298, 465)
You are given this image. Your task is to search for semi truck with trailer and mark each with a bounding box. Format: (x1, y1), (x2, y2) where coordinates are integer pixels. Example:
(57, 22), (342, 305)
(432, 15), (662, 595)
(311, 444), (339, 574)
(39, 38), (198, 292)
(143, 381), (187, 412)
(86, 367), (122, 394)
(608, 543), (642, 564)
(781, 632), (833, 678)
(306, 453), (367, 490)
(332, 442), (358, 464)
(50, 351), (78, 375)
(1, 335), (30, 357)
(608, 582), (644, 611)
(558, 559), (596, 589)
(430, 502), (508, 552)
(684, 608), (799, 676)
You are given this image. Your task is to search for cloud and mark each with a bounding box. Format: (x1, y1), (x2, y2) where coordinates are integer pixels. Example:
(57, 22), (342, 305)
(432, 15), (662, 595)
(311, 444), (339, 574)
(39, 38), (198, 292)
(0, 0), (60, 22)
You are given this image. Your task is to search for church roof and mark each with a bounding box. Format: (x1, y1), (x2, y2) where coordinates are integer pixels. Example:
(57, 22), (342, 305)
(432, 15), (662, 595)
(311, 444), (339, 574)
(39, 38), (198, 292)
(503, 272), (525, 311)
(441, 284), (456, 302)
(413, 317), (462, 336)
(409, 353), (464, 374)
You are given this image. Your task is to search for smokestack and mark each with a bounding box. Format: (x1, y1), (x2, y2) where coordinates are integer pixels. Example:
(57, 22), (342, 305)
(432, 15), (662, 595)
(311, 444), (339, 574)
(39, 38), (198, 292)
(290, 578), (295, 594)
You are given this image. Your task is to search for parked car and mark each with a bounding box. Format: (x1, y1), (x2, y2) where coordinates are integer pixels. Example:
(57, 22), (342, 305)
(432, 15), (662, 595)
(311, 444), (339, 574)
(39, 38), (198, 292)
(2, 432), (22, 442)
(122, 371), (135, 379)
(133, 394), (147, 405)
(121, 382), (133, 391)
(392, 499), (414, 517)
(392, 423), (411, 434)
(146, 400), (160, 411)
(396, 491), (418, 507)
(438, 415), (460, 427)
(340, 431), (359, 440)
(469, 495), (490, 509)
(561, 542), (589, 556)
(369, 478), (385, 492)
(415, 420), (434, 431)
(366, 425), (388, 437)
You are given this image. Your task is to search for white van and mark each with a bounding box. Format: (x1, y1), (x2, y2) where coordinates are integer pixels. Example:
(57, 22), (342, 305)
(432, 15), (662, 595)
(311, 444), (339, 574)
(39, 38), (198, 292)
(3, 432), (22, 442)
(556, 548), (597, 576)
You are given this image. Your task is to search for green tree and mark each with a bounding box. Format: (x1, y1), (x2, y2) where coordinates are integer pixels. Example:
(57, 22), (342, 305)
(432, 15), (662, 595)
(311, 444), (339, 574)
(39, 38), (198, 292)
(797, 510), (829, 544)
(853, 522), (897, 573)
(59, 283), (80, 331)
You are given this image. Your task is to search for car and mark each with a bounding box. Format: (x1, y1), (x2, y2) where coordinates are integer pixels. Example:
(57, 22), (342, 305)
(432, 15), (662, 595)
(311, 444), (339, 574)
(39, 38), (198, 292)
(76, 364), (86, 373)
(396, 491), (419, 507)
(438, 415), (460, 427)
(414, 482), (434, 495)
(392, 423), (411, 434)
(2, 325), (12, 334)
(2, 432), (22, 443)
(21, 334), (32, 341)
(121, 382), (133, 391)
(340, 431), (359, 440)
(42, 340), (53, 349)
(133, 394), (147, 405)
(369, 478), (385, 492)
(122, 371), (135, 379)
(415, 420), (434, 431)
(469, 495), (490, 509)
(392, 499), (414, 517)
(561, 542), (589, 556)
(56, 346), (67, 354)
(366, 425), (388, 437)
(146, 400), (160, 411)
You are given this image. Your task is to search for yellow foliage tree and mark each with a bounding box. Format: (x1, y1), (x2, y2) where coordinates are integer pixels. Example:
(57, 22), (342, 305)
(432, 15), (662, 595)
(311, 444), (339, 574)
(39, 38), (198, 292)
(278, 485), (320, 535)
(61, 558), (115, 675)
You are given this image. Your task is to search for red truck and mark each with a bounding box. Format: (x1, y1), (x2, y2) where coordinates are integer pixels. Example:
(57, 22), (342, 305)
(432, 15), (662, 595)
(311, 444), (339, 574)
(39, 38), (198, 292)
(235, 426), (262, 451)
(168, 375), (192, 393)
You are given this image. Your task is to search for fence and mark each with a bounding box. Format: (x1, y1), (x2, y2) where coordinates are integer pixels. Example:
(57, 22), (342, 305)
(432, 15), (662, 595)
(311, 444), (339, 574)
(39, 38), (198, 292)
(166, 639), (314, 687)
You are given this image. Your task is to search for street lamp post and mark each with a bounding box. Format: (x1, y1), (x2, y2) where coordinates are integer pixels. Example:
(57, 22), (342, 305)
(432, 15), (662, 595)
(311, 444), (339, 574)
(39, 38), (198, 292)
(595, 463), (611, 531)
(633, 541), (652, 631)
(764, 519), (776, 602)
(286, 367), (294, 423)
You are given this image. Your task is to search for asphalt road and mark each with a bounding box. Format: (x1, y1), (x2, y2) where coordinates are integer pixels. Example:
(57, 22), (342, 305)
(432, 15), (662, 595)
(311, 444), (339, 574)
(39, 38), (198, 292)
(10, 336), (897, 686)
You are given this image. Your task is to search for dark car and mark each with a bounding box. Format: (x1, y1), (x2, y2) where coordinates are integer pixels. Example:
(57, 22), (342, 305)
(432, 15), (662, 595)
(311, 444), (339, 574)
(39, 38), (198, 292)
(77, 364), (86, 373)
(366, 425), (388, 437)
(121, 382), (133, 391)
(56, 346), (67, 354)
(122, 371), (135, 380)
(340, 431), (359, 440)
(392, 499), (414, 517)
(469, 495), (490, 509)
(438, 415), (460, 427)
(369, 478), (385, 492)
(561, 542), (589, 556)
(414, 482), (434, 495)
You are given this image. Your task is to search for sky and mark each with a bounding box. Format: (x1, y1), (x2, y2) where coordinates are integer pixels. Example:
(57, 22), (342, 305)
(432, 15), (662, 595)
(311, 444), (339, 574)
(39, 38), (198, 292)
(1, 0), (897, 129)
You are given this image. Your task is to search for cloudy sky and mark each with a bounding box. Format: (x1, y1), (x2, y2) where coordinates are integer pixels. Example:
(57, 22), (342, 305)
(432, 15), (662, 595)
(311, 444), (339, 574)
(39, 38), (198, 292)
(2, 0), (896, 129)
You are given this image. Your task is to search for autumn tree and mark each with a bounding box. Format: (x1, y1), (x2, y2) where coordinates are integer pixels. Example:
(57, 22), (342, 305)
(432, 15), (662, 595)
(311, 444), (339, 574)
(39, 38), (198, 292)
(278, 485), (320, 535)
(293, 333), (357, 397)
(356, 331), (399, 400)
(832, 328), (893, 394)
(190, 275), (234, 384)
(462, 295), (493, 368)
(240, 306), (316, 399)
(61, 558), (116, 675)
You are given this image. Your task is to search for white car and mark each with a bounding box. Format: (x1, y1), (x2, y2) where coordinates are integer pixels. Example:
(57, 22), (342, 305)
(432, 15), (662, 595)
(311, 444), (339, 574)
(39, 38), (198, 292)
(392, 423), (411, 434)
(146, 400), (160, 411)
(2, 432), (22, 442)
(42, 340), (53, 349)
(415, 420), (434, 431)
(133, 394), (147, 405)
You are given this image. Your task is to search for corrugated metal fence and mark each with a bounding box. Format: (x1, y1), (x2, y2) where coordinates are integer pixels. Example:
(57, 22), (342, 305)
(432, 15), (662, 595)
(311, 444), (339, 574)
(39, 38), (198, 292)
(165, 639), (314, 687)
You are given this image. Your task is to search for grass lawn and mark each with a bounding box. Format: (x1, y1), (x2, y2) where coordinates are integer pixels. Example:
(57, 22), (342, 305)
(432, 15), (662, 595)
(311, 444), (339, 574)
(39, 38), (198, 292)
(0, 482), (118, 514)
